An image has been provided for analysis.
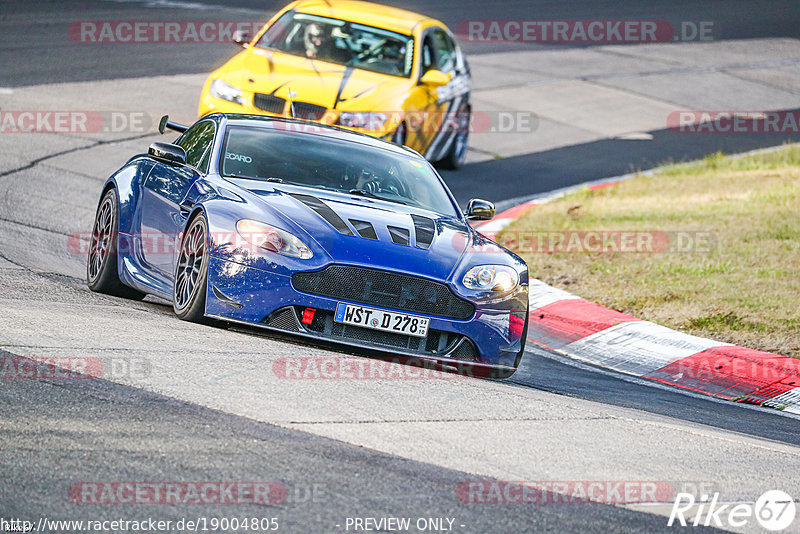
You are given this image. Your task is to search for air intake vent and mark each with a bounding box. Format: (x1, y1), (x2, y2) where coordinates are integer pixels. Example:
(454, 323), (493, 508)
(349, 219), (378, 240)
(448, 338), (479, 362)
(253, 93), (286, 114)
(293, 102), (327, 120)
(387, 226), (410, 245)
(290, 194), (354, 236)
(263, 308), (302, 332)
(410, 215), (435, 249)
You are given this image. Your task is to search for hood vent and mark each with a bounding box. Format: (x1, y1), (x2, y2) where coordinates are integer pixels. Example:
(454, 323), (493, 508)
(410, 215), (435, 249)
(349, 219), (378, 240)
(290, 193), (354, 236)
(387, 226), (410, 246)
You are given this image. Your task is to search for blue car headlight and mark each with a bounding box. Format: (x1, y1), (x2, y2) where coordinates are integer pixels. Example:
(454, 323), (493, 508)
(210, 79), (243, 105)
(236, 219), (313, 259)
(463, 265), (519, 292)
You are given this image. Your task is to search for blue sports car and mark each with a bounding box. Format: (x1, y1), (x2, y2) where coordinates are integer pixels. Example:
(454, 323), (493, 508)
(87, 113), (528, 377)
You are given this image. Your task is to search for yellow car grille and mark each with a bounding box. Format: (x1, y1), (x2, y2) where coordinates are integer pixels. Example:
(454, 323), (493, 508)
(253, 93), (286, 114)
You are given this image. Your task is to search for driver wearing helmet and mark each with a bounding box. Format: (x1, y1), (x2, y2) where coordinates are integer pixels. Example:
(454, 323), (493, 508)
(303, 22), (349, 62)
(303, 23), (324, 58)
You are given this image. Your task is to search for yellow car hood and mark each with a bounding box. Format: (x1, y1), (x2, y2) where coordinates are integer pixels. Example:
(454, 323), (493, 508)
(224, 48), (411, 112)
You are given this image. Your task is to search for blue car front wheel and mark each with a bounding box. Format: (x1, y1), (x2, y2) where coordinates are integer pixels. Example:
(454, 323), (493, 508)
(174, 212), (210, 323)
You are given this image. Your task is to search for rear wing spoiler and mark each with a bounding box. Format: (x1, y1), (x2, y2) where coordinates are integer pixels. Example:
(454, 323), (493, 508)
(158, 115), (188, 134)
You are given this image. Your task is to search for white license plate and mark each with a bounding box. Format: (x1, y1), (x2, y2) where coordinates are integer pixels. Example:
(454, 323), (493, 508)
(334, 303), (429, 338)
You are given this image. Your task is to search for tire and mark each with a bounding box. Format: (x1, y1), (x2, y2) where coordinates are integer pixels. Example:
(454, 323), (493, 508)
(173, 212), (210, 323)
(87, 188), (146, 300)
(392, 122), (407, 146)
(437, 103), (470, 170)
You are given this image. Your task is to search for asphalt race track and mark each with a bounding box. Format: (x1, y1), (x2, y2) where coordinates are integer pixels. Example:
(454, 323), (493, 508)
(1, 1), (799, 533)
(4, 0), (800, 86)
(0, 351), (685, 533)
(3, 0), (800, 202)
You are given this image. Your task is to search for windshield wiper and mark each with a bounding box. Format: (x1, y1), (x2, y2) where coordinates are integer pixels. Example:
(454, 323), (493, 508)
(226, 173), (263, 181)
(349, 188), (380, 199)
(226, 173), (284, 183)
(271, 181), (339, 192)
(348, 189), (408, 205)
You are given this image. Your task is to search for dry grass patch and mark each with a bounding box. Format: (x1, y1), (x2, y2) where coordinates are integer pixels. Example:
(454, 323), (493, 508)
(501, 146), (800, 357)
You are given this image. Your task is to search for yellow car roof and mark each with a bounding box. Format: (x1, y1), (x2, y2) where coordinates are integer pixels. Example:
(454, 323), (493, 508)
(291, 0), (438, 35)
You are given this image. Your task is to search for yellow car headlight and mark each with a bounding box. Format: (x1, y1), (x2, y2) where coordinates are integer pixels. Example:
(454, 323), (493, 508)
(338, 112), (388, 130)
(210, 79), (243, 105)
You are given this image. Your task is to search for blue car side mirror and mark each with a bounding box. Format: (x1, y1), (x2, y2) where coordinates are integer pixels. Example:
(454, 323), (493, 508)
(466, 198), (495, 220)
(148, 142), (187, 167)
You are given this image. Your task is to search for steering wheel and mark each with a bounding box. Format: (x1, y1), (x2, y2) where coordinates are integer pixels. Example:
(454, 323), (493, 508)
(356, 39), (386, 62)
(375, 171), (407, 197)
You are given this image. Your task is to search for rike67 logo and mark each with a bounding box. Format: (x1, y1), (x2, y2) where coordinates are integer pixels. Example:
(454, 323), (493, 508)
(669, 490), (796, 531)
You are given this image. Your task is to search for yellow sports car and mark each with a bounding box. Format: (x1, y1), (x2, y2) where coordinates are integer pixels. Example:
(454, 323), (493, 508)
(198, 0), (472, 169)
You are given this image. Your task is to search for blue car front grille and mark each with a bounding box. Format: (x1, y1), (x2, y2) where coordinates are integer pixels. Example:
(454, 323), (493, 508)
(291, 265), (475, 320)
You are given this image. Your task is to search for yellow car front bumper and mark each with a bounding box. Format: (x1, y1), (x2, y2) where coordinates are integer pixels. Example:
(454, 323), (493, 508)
(198, 91), (400, 142)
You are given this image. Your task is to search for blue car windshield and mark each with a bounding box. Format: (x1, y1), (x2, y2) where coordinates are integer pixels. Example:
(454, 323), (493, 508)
(220, 126), (458, 218)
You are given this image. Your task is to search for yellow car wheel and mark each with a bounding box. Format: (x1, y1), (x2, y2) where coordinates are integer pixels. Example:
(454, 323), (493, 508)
(391, 122), (407, 147)
(438, 103), (470, 170)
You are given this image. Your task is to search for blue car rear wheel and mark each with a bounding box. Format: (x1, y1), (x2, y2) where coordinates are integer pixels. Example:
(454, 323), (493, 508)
(87, 188), (145, 300)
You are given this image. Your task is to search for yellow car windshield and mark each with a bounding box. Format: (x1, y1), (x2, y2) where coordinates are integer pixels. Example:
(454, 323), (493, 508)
(256, 11), (414, 78)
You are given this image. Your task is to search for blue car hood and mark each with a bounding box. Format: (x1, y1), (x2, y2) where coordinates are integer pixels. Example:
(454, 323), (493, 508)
(245, 184), (473, 282)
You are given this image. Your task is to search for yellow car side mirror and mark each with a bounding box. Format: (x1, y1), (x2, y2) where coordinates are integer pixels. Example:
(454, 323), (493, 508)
(232, 30), (251, 48)
(420, 69), (451, 87)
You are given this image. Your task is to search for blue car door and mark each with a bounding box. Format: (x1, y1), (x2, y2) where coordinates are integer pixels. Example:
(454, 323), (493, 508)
(138, 120), (216, 283)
